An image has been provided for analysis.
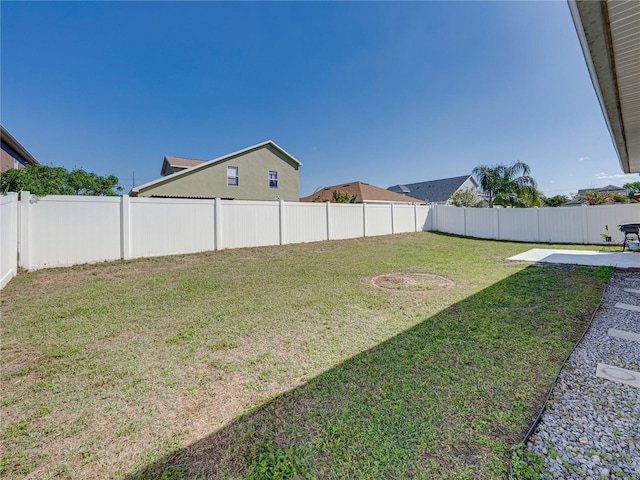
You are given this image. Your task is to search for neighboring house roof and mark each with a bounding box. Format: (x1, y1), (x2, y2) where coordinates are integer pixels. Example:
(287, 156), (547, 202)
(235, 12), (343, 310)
(131, 140), (302, 196)
(577, 185), (627, 195)
(568, 1), (640, 174)
(1, 125), (41, 172)
(300, 181), (424, 203)
(387, 175), (477, 203)
(161, 156), (207, 176)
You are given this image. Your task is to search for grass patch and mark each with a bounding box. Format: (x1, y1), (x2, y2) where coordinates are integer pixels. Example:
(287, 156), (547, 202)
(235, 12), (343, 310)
(0, 233), (610, 478)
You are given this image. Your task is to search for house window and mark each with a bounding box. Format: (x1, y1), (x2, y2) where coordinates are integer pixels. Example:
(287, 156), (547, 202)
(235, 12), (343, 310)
(227, 166), (239, 186)
(268, 171), (278, 188)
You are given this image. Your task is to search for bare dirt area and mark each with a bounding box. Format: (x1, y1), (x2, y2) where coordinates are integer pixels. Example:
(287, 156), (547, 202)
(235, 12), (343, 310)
(370, 272), (455, 292)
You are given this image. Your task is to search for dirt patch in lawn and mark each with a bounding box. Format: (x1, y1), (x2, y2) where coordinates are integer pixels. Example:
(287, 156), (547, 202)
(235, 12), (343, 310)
(370, 273), (455, 292)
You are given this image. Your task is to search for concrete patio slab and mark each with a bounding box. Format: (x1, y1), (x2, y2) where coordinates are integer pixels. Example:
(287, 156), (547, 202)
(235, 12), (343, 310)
(596, 363), (640, 388)
(608, 328), (640, 343)
(508, 249), (640, 268)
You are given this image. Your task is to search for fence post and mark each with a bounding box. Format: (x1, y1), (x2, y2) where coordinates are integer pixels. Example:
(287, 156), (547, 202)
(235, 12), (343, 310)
(391, 203), (395, 234)
(18, 191), (31, 270)
(279, 199), (286, 245)
(535, 207), (540, 243)
(581, 206), (589, 244)
(463, 207), (467, 237)
(363, 203), (368, 237)
(214, 198), (222, 250)
(120, 195), (131, 260)
(1, 193), (19, 288)
(414, 204), (418, 232)
(326, 201), (332, 240)
(433, 204), (438, 232)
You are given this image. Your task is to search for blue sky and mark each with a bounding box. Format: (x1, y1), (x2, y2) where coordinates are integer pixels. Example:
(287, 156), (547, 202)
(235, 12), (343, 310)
(2, 1), (637, 197)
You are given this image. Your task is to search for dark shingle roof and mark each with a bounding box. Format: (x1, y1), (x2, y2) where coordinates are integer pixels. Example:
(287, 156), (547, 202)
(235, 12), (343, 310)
(387, 175), (474, 203)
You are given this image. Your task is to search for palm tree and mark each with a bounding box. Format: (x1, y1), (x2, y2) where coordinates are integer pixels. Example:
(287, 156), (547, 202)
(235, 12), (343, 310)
(472, 161), (538, 208)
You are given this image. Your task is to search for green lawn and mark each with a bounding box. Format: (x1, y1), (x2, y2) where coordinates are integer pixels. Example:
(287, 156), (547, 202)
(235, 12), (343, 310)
(0, 233), (610, 479)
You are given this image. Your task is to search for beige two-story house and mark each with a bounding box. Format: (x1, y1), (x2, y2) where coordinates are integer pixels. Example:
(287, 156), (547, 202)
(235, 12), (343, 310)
(130, 141), (302, 201)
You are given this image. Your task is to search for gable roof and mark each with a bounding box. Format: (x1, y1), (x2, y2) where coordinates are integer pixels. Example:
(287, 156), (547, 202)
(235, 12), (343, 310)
(131, 140), (302, 196)
(1, 125), (41, 169)
(387, 175), (476, 203)
(161, 156), (207, 176)
(300, 181), (424, 203)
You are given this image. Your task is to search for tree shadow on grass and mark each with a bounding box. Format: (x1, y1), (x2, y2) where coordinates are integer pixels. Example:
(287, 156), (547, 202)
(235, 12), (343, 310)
(125, 265), (608, 480)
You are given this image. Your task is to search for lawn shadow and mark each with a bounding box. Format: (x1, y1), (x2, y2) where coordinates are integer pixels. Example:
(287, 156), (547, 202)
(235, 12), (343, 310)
(125, 265), (607, 479)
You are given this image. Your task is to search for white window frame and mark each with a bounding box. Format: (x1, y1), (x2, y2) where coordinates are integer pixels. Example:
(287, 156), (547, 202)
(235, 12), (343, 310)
(227, 166), (239, 186)
(268, 170), (278, 189)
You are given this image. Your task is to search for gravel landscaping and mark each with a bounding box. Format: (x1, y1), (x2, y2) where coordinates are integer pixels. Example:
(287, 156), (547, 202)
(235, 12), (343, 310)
(526, 270), (640, 480)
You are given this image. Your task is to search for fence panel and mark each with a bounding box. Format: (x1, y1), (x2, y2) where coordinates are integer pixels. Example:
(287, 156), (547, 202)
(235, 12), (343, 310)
(538, 207), (585, 244)
(1, 194), (18, 288)
(465, 208), (498, 239)
(28, 195), (121, 269)
(585, 204), (640, 245)
(365, 204), (393, 237)
(436, 205), (465, 235)
(129, 197), (215, 258)
(418, 205), (432, 231)
(220, 200), (280, 249)
(330, 204), (365, 239)
(497, 208), (539, 242)
(284, 202), (328, 244)
(393, 204), (417, 233)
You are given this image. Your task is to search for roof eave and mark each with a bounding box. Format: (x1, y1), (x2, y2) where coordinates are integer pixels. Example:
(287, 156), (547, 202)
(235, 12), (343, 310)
(568, 0), (636, 174)
(0, 125), (40, 167)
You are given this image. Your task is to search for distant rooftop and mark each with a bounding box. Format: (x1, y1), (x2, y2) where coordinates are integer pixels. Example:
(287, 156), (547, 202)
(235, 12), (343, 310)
(1, 125), (40, 172)
(300, 181), (424, 203)
(388, 175), (476, 203)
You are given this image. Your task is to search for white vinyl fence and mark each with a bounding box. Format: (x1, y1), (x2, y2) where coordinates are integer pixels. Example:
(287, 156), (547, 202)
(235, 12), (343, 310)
(3, 192), (431, 274)
(2, 192), (638, 289)
(433, 204), (640, 244)
(1, 193), (19, 288)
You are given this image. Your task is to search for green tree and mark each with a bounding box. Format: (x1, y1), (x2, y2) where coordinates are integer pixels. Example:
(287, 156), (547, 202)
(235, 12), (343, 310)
(623, 181), (640, 195)
(472, 161), (538, 208)
(1, 165), (122, 196)
(577, 190), (630, 205)
(542, 194), (569, 207)
(332, 190), (357, 203)
(448, 189), (480, 207)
